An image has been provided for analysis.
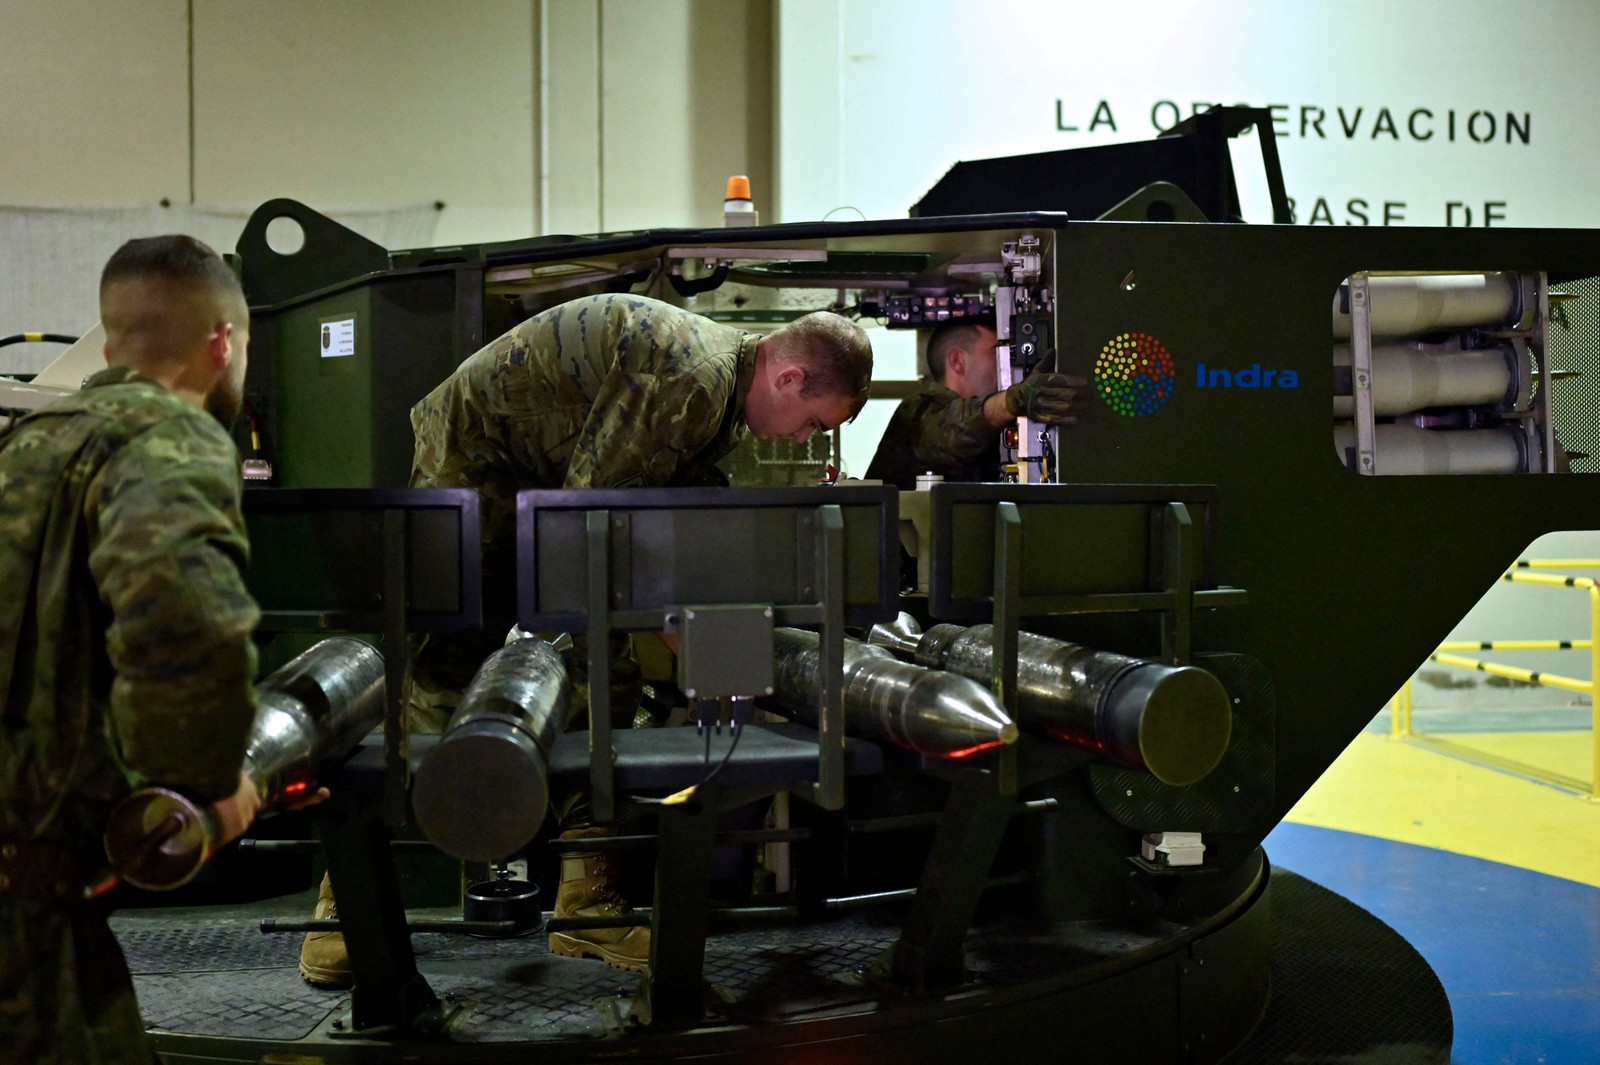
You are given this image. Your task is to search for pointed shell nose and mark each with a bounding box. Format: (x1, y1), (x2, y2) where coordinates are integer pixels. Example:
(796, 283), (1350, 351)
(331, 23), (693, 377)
(896, 667), (1018, 757)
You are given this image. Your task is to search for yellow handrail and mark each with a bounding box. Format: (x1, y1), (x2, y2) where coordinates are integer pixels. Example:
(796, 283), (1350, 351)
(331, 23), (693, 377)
(1510, 558), (1600, 569)
(1438, 639), (1593, 652)
(1426, 651), (1590, 695)
(1389, 676), (1414, 738)
(1498, 572), (1597, 590)
(1391, 571), (1598, 801)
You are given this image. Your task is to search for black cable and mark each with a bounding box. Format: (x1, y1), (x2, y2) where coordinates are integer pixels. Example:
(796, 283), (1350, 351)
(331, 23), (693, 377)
(633, 700), (746, 806)
(667, 264), (730, 297)
(695, 719), (744, 789)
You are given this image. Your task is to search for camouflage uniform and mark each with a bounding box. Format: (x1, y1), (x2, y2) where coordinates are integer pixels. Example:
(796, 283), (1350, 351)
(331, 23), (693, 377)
(408, 293), (757, 720)
(864, 379), (1002, 489)
(0, 366), (258, 1065)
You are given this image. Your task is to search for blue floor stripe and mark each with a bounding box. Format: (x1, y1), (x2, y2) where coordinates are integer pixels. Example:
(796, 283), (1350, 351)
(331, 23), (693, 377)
(1265, 823), (1600, 1065)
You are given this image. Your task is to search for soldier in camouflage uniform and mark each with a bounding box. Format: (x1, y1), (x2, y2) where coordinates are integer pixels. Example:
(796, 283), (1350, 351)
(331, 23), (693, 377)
(0, 236), (263, 1064)
(294, 292), (874, 984)
(865, 317), (1087, 489)
(408, 292), (873, 710)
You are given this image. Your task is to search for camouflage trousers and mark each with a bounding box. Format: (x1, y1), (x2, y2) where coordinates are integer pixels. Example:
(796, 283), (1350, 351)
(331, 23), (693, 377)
(0, 900), (158, 1065)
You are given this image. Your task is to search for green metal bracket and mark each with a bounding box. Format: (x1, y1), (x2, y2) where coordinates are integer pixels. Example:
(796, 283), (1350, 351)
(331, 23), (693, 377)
(986, 502), (1022, 796)
(1161, 502), (1197, 666)
(816, 503), (847, 811)
(381, 511), (409, 828)
(586, 510), (616, 826)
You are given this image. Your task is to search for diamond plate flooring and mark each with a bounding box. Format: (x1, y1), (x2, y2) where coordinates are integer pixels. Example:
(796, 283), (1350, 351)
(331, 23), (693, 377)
(112, 866), (1454, 1061)
(117, 905), (928, 1043)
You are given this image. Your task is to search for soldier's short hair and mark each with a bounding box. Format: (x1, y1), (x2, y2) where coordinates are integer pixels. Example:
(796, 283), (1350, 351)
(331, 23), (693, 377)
(101, 235), (245, 313)
(925, 317), (996, 384)
(769, 311), (873, 410)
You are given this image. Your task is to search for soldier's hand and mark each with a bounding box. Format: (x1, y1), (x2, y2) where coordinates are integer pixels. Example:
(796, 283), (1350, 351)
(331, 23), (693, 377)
(211, 769), (264, 847)
(285, 786), (332, 812)
(1003, 372), (1090, 425)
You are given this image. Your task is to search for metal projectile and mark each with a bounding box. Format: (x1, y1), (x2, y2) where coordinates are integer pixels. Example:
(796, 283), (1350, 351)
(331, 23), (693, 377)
(869, 614), (1231, 786)
(104, 637), (386, 890)
(412, 638), (571, 862)
(768, 627), (1017, 759)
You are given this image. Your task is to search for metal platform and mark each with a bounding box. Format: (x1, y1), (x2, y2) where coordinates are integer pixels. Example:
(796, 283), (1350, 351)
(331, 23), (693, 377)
(114, 862), (1450, 1064)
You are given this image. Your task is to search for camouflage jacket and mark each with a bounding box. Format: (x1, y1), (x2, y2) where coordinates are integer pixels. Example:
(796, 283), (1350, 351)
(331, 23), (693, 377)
(0, 366), (259, 1064)
(411, 293), (755, 598)
(407, 294), (756, 693)
(411, 293), (756, 499)
(864, 379), (1001, 489)
(0, 366), (258, 851)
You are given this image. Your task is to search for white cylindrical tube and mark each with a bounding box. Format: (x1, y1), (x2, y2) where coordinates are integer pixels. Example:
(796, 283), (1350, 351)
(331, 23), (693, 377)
(1333, 423), (1526, 475)
(1332, 344), (1514, 416)
(1332, 273), (1524, 339)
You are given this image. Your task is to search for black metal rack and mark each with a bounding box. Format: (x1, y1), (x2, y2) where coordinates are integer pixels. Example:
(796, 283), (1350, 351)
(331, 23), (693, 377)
(514, 484), (897, 1025)
(890, 483), (1249, 992)
(242, 487), (481, 1032)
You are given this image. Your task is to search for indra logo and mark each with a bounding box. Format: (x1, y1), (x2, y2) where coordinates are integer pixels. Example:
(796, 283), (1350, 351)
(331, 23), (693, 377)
(1094, 332), (1176, 417)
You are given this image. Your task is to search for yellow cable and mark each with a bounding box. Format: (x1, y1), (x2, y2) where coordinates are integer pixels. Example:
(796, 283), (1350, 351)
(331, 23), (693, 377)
(661, 785), (697, 806)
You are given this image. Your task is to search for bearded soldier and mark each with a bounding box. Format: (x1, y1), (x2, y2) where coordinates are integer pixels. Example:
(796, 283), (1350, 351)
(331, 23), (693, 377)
(0, 236), (264, 1065)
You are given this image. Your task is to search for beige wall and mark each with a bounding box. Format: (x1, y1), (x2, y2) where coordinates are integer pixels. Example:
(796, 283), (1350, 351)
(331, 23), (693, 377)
(546, 0), (772, 234)
(601, 0), (772, 232)
(0, 0), (190, 206)
(0, 0), (774, 249)
(193, 0), (537, 244)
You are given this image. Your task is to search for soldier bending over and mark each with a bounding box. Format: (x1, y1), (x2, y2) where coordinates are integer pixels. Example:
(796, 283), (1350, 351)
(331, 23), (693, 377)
(298, 292), (874, 985)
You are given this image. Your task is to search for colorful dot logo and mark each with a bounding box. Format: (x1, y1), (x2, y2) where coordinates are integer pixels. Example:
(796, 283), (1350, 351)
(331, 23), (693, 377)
(1095, 332), (1176, 417)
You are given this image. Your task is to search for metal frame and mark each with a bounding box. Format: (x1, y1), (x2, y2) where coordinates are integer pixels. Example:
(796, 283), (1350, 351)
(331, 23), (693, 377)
(891, 483), (1248, 992)
(240, 487), (483, 1033)
(514, 485), (897, 1026)
(926, 482), (1242, 624)
(244, 487), (482, 634)
(1344, 270), (1556, 476)
(245, 486), (482, 823)
(1532, 273), (1557, 471)
(1347, 273), (1378, 474)
(514, 485), (898, 633)
(515, 484), (897, 820)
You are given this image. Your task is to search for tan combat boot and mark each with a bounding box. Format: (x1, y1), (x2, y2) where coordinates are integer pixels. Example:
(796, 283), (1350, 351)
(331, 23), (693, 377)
(298, 872), (354, 989)
(547, 827), (651, 972)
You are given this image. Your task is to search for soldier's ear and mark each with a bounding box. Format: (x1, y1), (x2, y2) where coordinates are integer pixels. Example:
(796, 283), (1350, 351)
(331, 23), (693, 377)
(774, 364), (806, 393)
(204, 322), (233, 374)
(946, 347), (967, 379)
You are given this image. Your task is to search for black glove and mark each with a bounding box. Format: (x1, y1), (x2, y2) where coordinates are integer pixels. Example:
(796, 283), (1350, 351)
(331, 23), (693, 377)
(1003, 372), (1088, 424)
